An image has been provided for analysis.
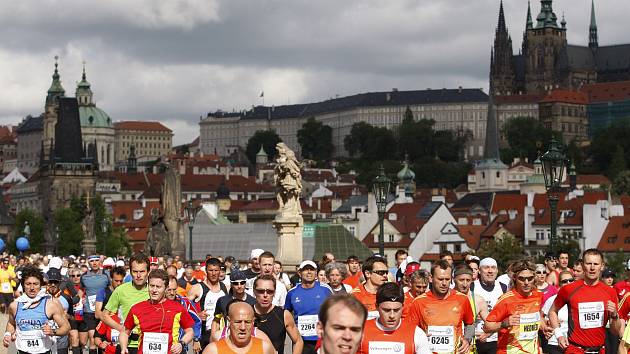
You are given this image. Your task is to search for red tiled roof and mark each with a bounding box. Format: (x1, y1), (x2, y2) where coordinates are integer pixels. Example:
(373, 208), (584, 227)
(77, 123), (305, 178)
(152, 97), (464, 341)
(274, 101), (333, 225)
(458, 225), (486, 250)
(491, 194), (527, 214)
(327, 185), (367, 200)
(540, 90), (588, 105)
(575, 175), (610, 185)
(597, 214), (630, 252)
(362, 202), (427, 249)
(531, 192), (607, 226)
(495, 94), (545, 104)
(338, 174), (357, 184)
(581, 81), (630, 104)
(114, 121), (172, 132)
(482, 213), (525, 239)
(414, 188), (458, 204)
(302, 170), (335, 183)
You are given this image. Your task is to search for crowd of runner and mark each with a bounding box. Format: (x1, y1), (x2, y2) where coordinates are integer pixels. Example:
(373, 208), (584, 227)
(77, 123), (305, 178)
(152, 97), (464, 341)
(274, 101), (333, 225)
(0, 248), (630, 354)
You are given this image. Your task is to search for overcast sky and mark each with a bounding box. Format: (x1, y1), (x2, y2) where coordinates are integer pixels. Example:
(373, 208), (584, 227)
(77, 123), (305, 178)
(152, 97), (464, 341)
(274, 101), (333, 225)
(1, 0), (627, 145)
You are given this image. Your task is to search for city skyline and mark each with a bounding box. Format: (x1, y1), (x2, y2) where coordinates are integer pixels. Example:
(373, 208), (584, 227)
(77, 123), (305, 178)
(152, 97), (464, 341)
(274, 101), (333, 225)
(0, 0), (628, 145)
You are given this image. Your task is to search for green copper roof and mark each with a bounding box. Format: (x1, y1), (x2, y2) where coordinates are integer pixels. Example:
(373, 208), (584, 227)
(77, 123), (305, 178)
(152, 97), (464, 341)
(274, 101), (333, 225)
(397, 159), (415, 182)
(79, 106), (112, 128)
(47, 56), (65, 99)
(256, 145), (267, 156)
(77, 65), (91, 89)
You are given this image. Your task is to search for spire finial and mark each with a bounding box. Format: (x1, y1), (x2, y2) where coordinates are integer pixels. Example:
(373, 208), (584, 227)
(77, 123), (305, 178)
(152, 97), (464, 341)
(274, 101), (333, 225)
(561, 12), (566, 29)
(82, 60), (86, 80)
(526, 1), (533, 29)
(497, 0), (507, 32)
(589, 0), (598, 49)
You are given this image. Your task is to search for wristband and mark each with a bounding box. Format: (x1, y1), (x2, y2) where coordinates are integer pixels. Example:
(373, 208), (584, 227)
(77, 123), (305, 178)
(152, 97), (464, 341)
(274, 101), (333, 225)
(3, 331), (11, 338)
(554, 327), (564, 338)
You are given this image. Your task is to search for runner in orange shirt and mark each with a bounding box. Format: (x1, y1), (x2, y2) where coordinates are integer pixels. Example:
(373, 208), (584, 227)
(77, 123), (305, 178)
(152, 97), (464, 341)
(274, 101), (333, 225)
(408, 260), (474, 354)
(351, 256), (388, 320)
(359, 282), (430, 354)
(484, 260), (547, 354)
(402, 269), (429, 319)
(343, 256), (363, 289)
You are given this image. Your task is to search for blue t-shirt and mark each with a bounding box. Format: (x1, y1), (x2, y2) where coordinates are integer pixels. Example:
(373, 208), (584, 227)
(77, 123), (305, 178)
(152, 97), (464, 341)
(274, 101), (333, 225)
(80, 271), (110, 313)
(284, 282), (332, 341)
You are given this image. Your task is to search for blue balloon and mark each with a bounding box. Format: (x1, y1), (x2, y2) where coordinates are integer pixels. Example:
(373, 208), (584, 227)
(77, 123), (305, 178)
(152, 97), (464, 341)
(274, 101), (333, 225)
(16, 237), (30, 252)
(0, 239), (5, 252)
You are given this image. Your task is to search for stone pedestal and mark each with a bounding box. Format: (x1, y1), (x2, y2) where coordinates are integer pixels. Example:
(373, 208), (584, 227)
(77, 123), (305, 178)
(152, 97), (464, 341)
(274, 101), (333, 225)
(81, 239), (97, 256)
(273, 216), (303, 266)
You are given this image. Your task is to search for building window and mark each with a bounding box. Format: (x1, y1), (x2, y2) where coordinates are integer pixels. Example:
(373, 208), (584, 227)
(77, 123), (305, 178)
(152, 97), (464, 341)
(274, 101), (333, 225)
(388, 235), (395, 243)
(536, 230), (545, 240)
(455, 244), (461, 253)
(439, 243), (447, 253)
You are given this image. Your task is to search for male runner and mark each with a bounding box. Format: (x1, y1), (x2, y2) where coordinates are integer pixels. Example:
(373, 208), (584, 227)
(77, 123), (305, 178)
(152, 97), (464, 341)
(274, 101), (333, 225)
(102, 253), (151, 354)
(166, 276), (202, 353)
(473, 257), (507, 354)
(119, 269), (194, 354)
(317, 294), (367, 354)
(358, 282), (430, 354)
(81, 255), (110, 354)
(408, 260), (474, 354)
(453, 264), (488, 354)
(351, 256), (388, 320)
(548, 249), (621, 354)
(254, 251), (287, 307)
(342, 256), (362, 289)
(187, 257), (227, 347)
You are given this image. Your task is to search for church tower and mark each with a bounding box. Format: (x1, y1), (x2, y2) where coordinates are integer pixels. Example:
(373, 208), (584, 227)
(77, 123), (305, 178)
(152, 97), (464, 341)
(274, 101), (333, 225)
(76, 63), (93, 106)
(43, 56), (65, 161)
(589, 0), (598, 51)
(490, 1), (515, 95)
(474, 95), (508, 192)
(524, 0), (567, 93)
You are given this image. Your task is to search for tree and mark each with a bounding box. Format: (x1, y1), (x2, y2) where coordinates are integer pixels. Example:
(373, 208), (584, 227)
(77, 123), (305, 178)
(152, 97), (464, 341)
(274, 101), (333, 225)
(344, 123), (396, 160)
(592, 120), (630, 174)
(612, 170), (630, 196)
(476, 235), (526, 272)
(605, 249), (627, 277)
(297, 117), (333, 161)
(503, 117), (555, 162)
(344, 122), (374, 157)
(608, 145), (627, 181)
(54, 208), (84, 256)
(13, 209), (45, 254)
(245, 130), (282, 164)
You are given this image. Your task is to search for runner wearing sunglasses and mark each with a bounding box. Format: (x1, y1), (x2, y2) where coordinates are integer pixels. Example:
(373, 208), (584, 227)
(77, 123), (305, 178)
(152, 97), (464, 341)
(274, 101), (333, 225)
(210, 270), (256, 342)
(351, 256), (388, 320)
(484, 260), (546, 354)
(543, 270), (574, 354)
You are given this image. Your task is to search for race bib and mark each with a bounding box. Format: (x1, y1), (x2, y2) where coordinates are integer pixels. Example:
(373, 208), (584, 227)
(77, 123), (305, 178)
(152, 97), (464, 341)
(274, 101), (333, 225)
(143, 332), (168, 354)
(297, 315), (318, 337)
(110, 329), (119, 343)
(578, 301), (604, 329)
(427, 325), (454, 353)
(1, 282), (11, 292)
(20, 330), (45, 353)
(519, 312), (540, 340)
(367, 311), (379, 320)
(88, 295), (97, 312)
(368, 341), (406, 353)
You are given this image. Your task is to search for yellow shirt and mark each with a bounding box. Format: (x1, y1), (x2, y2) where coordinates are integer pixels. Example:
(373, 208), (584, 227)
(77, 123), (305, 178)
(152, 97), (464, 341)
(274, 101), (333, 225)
(0, 268), (16, 293)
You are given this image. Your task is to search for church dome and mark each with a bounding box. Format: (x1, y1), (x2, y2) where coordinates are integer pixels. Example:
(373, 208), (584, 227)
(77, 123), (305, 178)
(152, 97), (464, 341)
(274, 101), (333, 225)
(397, 160), (415, 182)
(79, 106), (112, 128)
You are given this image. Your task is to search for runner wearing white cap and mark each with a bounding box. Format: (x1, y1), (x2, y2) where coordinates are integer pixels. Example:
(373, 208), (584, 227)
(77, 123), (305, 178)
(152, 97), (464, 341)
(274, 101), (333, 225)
(473, 257), (507, 354)
(285, 260), (332, 354)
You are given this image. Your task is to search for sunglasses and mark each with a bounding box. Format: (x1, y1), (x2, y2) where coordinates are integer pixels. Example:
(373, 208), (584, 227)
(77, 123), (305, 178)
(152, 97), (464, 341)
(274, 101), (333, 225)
(70, 274), (81, 278)
(535, 271), (547, 274)
(255, 288), (275, 295)
(231, 280), (246, 286)
(371, 270), (389, 276)
(517, 276), (535, 283)
(560, 278), (575, 284)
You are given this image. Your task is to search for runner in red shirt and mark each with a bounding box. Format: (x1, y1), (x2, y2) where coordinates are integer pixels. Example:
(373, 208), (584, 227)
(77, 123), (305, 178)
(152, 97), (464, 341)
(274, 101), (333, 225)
(119, 269), (194, 354)
(484, 260), (546, 354)
(343, 256), (363, 289)
(614, 261), (630, 300)
(408, 260), (475, 354)
(548, 249), (621, 354)
(358, 282), (430, 354)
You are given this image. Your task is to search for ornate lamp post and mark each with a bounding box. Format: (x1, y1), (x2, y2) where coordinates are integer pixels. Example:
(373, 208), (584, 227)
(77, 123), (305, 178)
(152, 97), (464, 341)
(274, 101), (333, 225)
(186, 200), (197, 261)
(372, 165), (391, 257)
(540, 137), (567, 254)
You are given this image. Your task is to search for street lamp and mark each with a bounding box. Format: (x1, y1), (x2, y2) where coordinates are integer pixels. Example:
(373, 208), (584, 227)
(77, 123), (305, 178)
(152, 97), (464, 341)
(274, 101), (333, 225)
(372, 165), (391, 257)
(540, 137), (567, 254)
(186, 200), (197, 261)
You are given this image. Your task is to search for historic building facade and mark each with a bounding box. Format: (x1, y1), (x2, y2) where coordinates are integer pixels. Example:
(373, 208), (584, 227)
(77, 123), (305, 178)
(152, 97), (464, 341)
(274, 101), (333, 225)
(490, 0), (630, 95)
(200, 88), (489, 160)
(114, 121), (173, 166)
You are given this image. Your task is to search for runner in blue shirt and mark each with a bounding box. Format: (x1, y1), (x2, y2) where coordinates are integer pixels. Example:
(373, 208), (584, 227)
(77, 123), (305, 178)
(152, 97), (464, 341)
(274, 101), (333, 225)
(284, 260), (332, 354)
(80, 255), (110, 354)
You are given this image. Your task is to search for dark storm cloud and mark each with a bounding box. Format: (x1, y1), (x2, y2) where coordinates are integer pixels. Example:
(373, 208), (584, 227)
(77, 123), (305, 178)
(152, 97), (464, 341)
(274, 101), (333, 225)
(0, 0), (627, 144)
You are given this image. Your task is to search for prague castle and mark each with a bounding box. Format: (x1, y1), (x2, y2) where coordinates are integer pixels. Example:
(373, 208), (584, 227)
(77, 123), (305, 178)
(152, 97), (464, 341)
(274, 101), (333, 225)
(490, 0), (630, 95)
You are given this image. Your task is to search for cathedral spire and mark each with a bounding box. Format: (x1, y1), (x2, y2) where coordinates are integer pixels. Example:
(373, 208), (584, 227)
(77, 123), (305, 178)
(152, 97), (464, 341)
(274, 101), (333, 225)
(483, 95), (501, 160)
(526, 1), (533, 29)
(46, 56), (65, 104)
(589, 0), (598, 49)
(536, 0), (559, 29)
(497, 0), (507, 33)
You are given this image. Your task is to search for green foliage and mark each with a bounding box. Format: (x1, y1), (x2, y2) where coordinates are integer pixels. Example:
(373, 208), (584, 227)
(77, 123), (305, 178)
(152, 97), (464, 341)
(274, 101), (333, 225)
(476, 235), (526, 272)
(13, 209), (45, 254)
(245, 130), (282, 164)
(502, 117), (555, 162)
(592, 120), (630, 174)
(605, 249), (628, 277)
(554, 237), (582, 266)
(297, 117), (333, 161)
(612, 170), (630, 196)
(343, 122), (396, 160)
(608, 145), (627, 181)
(54, 208), (84, 256)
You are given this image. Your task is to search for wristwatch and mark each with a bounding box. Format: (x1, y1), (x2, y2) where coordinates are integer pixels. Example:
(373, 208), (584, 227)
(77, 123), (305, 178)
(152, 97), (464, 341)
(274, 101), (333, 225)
(193, 338), (199, 343)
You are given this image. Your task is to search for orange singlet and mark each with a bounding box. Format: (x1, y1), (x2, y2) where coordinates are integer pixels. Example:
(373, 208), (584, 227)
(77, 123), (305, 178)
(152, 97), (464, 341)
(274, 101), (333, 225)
(215, 337), (263, 354)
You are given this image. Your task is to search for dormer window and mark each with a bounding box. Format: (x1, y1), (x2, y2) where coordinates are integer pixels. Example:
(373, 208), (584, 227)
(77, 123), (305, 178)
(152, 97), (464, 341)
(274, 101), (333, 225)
(89, 116), (94, 124)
